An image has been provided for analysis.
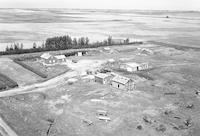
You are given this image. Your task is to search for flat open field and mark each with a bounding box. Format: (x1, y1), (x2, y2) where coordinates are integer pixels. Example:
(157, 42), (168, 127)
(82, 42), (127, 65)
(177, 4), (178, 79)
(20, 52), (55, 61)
(0, 9), (200, 51)
(0, 43), (200, 136)
(0, 58), (43, 86)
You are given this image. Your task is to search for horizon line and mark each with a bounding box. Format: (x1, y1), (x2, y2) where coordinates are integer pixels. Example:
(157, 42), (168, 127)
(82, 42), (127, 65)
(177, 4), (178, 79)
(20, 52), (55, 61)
(0, 8), (199, 12)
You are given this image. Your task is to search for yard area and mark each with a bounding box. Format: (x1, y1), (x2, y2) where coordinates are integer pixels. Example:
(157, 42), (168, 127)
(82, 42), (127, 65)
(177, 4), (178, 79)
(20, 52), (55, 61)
(0, 43), (200, 136)
(0, 79), (182, 136)
(23, 60), (70, 80)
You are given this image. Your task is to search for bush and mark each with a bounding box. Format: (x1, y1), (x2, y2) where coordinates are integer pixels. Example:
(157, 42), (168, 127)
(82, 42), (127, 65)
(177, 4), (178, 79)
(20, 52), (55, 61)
(155, 124), (166, 132)
(0, 82), (6, 90)
(136, 125), (143, 130)
(14, 60), (47, 78)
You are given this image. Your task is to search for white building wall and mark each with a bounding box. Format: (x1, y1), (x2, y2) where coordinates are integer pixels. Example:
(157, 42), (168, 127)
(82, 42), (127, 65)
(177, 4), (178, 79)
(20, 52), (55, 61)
(111, 81), (126, 90)
(138, 63), (149, 70)
(127, 67), (133, 72)
(78, 52), (82, 56)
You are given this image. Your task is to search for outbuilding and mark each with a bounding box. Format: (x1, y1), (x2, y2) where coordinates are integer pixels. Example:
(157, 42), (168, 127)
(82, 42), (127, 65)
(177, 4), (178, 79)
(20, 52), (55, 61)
(54, 55), (67, 63)
(120, 62), (149, 72)
(77, 52), (83, 56)
(95, 73), (112, 84)
(111, 75), (134, 91)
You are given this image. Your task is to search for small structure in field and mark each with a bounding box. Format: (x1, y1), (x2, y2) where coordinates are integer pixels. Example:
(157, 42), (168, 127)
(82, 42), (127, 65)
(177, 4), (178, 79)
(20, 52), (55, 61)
(138, 48), (154, 55)
(108, 59), (115, 63)
(103, 47), (111, 51)
(40, 53), (67, 65)
(95, 73), (112, 84)
(97, 110), (108, 116)
(98, 116), (111, 122)
(67, 78), (78, 85)
(77, 52), (83, 56)
(120, 62), (149, 72)
(111, 75), (134, 91)
(54, 55), (67, 63)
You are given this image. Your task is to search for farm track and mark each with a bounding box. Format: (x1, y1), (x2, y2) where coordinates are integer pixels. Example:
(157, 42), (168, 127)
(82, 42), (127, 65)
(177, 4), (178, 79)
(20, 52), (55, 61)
(0, 70), (78, 136)
(0, 116), (18, 136)
(0, 70), (77, 98)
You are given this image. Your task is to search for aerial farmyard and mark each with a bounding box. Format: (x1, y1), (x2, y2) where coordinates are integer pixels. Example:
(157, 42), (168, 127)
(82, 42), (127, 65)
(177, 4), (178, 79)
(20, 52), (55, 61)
(0, 2), (200, 136)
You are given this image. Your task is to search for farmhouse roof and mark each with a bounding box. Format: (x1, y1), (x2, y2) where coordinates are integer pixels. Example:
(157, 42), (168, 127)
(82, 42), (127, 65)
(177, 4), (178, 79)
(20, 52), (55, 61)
(95, 73), (110, 79)
(103, 47), (111, 51)
(125, 62), (140, 68)
(54, 55), (66, 59)
(40, 53), (52, 59)
(112, 75), (131, 85)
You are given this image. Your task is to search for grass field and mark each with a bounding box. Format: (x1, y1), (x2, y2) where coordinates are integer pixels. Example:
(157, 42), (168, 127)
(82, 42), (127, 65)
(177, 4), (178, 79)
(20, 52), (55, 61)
(0, 73), (18, 90)
(0, 58), (43, 86)
(0, 9), (200, 51)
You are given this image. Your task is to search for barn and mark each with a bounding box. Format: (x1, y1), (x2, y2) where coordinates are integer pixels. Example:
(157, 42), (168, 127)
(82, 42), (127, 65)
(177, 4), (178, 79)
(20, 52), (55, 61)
(120, 62), (140, 72)
(111, 75), (134, 91)
(120, 62), (149, 72)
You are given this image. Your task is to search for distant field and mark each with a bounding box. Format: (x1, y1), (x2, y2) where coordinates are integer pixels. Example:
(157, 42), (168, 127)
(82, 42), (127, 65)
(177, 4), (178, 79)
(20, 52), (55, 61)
(0, 9), (200, 51)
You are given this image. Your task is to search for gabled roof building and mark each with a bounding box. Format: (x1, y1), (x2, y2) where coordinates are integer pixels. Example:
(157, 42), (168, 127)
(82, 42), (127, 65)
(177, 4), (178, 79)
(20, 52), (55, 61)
(111, 75), (134, 91)
(40, 53), (67, 65)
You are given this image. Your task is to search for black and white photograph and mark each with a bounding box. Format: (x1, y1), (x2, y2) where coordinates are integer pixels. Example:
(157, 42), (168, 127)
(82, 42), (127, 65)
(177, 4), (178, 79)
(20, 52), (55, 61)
(0, 0), (199, 135)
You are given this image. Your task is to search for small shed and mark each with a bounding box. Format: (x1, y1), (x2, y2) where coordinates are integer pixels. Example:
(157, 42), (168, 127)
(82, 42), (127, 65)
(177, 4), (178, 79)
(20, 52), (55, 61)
(111, 75), (134, 91)
(95, 73), (112, 84)
(54, 55), (67, 63)
(108, 59), (115, 63)
(104, 47), (111, 51)
(77, 52), (83, 56)
(97, 116), (111, 122)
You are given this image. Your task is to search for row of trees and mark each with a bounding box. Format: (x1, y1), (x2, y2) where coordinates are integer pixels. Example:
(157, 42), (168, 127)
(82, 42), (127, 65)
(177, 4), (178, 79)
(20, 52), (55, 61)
(0, 35), (133, 55)
(45, 36), (90, 50)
